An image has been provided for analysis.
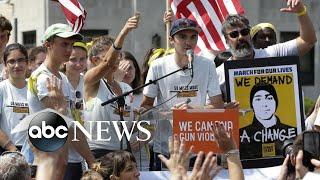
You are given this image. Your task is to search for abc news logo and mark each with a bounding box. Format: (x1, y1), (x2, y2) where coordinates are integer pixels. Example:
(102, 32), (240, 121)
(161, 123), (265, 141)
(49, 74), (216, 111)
(29, 112), (68, 152)
(28, 112), (151, 152)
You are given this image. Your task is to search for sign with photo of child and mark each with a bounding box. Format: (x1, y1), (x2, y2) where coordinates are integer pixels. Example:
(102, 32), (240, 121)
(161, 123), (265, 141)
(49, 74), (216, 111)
(224, 56), (304, 168)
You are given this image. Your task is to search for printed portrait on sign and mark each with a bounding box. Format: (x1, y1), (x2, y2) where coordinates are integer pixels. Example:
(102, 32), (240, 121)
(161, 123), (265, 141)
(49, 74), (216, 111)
(239, 82), (297, 159)
(224, 57), (304, 168)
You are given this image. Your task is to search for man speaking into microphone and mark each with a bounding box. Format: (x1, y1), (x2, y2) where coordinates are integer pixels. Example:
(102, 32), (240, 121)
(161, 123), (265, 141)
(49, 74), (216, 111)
(140, 18), (238, 170)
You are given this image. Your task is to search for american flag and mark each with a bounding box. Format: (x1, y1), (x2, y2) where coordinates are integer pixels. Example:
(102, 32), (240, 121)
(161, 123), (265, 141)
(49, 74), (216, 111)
(171, 0), (245, 52)
(51, 0), (87, 33)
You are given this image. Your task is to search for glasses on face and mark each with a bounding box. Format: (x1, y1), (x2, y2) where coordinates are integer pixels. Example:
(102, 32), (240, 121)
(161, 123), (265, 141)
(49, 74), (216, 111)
(228, 28), (250, 39)
(6, 58), (28, 65)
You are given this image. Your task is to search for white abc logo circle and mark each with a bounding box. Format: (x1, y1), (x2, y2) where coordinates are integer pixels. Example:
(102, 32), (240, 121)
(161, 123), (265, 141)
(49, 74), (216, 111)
(28, 111), (68, 152)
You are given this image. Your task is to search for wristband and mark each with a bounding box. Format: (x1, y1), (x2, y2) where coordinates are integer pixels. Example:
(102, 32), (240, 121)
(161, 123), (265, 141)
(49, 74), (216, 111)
(297, 5), (307, 17)
(112, 43), (122, 51)
(225, 149), (239, 158)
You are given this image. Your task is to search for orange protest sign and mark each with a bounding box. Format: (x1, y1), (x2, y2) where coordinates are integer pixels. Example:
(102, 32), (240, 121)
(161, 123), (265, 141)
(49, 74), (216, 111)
(173, 109), (239, 154)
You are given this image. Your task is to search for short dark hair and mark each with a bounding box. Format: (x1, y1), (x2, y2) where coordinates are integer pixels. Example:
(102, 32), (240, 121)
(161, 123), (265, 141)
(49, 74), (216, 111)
(221, 14), (250, 39)
(250, 82), (278, 109)
(29, 46), (46, 61)
(89, 35), (114, 58)
(0, 15), (12, 37)
(120, 51), (141, 91)
(3, 43), (28, 64)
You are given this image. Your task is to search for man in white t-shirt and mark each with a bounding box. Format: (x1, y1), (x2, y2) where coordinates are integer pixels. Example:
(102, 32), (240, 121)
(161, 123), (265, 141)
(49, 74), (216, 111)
(27, 23), (94, 179)
(217, 0), (317, 96)
(141, 18), (238, 170)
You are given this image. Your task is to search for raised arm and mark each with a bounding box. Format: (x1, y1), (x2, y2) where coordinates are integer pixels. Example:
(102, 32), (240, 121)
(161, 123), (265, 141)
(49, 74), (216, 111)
(84, 14), (140, 95)
(212, 122), (244, 180)
(280, 0), (317, 56)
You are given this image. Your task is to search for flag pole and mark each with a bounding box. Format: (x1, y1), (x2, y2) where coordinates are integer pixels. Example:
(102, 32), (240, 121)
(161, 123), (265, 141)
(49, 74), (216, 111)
(132, 0), (137, 56)
(166, 0), (171, 50)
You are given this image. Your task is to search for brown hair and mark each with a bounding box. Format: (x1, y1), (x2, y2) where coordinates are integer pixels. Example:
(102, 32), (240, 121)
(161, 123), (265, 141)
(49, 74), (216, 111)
(221, 14), (250, 39)
(120, 51), (141, 91)
(91, 151), (136, 179)
(81, 170), (103, 180)
(89, 35), (114, 58)
(0, 15), (12, 37)
(29, 46), (46, 61)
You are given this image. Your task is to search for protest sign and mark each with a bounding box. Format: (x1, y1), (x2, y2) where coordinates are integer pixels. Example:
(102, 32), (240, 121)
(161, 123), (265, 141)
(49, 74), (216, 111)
(225, 56), (304, 168)
(173, 109), (239, 154)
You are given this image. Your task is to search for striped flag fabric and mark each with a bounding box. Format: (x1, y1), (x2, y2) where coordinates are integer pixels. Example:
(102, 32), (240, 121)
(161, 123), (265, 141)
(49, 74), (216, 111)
(51, 0), (87, 33)
(171, 0), (245, 52)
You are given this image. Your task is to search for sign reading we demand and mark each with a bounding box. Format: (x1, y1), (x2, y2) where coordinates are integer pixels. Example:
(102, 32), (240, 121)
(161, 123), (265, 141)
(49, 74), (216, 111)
(173, 109), (239, 154)
(224, 56), (304, 168)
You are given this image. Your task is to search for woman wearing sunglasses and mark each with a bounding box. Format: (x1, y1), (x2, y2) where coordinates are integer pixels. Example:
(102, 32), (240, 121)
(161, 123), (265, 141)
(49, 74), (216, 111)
(0, 43), (29, 153)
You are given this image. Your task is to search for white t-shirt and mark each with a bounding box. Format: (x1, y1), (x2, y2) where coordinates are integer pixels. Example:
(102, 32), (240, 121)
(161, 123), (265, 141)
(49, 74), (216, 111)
(144, 53), (221, 109)
(0, 64), (6, 82)
(217, 39), (299, 86)
(143, 53), (221, 155)
(27, 64), (82, 163)
(67, 74), (84, 124)
(84, 79), (133, 150)
(0, 79), (28, 146)
(67, 74), (84, 95)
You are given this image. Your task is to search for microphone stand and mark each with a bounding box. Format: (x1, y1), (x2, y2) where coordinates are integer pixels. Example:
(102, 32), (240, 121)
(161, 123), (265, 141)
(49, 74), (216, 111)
(117, 97), (132, 152)
(101, 66), (188, 106)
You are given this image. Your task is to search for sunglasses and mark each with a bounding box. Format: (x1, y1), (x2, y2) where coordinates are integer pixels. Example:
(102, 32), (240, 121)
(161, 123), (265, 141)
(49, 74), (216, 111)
(228, 28), (250, 39)
(75, 91), (83, 109)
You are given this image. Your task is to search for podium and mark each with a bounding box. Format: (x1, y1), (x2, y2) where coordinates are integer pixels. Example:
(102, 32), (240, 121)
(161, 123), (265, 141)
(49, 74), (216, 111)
(132, 109), (173, 170)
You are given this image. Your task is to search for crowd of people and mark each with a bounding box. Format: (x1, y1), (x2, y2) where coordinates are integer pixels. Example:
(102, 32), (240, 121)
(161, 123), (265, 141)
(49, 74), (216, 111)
(0, 0), (319, 179)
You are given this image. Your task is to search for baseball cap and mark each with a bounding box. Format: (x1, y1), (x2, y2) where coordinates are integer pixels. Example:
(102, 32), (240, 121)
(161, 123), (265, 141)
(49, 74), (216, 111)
(170, 18), (200, 37)
(44, 23), (83, 41)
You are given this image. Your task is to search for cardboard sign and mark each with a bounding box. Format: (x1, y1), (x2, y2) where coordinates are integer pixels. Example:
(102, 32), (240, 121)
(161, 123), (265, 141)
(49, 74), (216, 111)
(173, 109), (239, 154)
(224, 56), (304, 168)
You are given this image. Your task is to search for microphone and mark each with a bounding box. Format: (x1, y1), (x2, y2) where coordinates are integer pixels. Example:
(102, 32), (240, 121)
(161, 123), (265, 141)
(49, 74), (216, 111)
(174, 98), (191, 108)
(186, 49), (194, 78)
